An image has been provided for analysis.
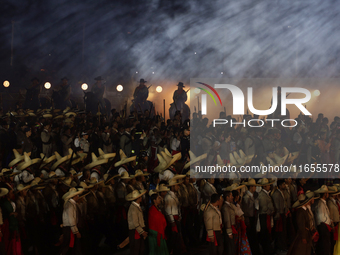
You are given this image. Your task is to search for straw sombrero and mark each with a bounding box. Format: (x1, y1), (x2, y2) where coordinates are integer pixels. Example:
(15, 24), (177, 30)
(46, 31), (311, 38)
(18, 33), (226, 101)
(17, 153), (41, 171)
(16, 184), (31, 193)
(31, 177), (42, 186)
(0, 188), (9, 197)
(168, 175), (185, 187)
(244, 178), (260, 186)
(84, 153), (108, 170)
(64, 112), (76, 118)
(63, 187), (84, 201)
(120, 171), (133, 180)
(314, 185), (336, 194)
(51, 152), (70, 171)
(157, 183), (170, 192)
(0, 168), (13, 176)
(8, 149), (24, 167)
(98, 148), (116, 160)
(62, 177), (73, 187)
(292, 192), (315, 208)
(103, 173), (120, 184)
(114, 150), (136, 167)
(80, 181), (93, 189)
(257, 178), (275, 186)
(69, 169), (82, 178)
(161, 149), (181, 170)
(154, 154), (168, 173)
(149, 189), (159, 196)
(126, 189), (147, 201)
(184, 151), (207, 169)
(134, 169), (150, 178)
(39, 153), (56, 169)
(223, 183), (245, 191)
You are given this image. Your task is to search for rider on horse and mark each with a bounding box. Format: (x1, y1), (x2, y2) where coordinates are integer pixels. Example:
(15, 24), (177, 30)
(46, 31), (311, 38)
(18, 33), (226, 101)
(172, 82), (187, 109)
(54, 77), (72, 109)
(133, 79), (149, 107)
(91, 76), (106, 111)
(24, 77), (41, 110)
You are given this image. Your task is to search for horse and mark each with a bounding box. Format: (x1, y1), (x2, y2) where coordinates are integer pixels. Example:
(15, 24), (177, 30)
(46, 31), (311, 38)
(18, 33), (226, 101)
(169, 102), (190, 122)
(51, 90), (72, 110)
(83, 91), (111, 117)
(129, 100), (154, 116)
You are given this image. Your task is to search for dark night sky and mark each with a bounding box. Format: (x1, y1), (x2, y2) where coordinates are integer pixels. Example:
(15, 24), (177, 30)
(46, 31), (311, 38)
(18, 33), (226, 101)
(1, 0), (340, 93)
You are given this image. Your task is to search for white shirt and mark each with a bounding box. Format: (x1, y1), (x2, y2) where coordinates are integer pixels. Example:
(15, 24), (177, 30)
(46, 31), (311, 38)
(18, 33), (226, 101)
(62, 199), (79, 234)
(315, 198), (332, 226)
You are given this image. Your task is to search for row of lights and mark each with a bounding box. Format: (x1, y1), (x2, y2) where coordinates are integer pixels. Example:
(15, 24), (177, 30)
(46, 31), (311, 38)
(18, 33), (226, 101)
(3, 80), (162, 94)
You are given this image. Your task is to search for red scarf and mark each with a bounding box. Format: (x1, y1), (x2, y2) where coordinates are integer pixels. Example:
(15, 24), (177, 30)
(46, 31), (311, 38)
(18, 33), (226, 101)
(148, 205), (167, 246)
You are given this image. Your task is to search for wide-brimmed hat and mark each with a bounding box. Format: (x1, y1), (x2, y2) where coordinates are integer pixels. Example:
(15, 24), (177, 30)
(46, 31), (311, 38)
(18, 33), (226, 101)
(62, 177), (73, 187)
(258, 178), (275, 186)
(154, 154), (168, 173)
(43, 114), (53, 118)
(161, 149), (181, 170)
(120, 171), (133, 180)
(61, 77), (69, 81)
(229, 152), (245, 168)
(63, 187), (84, 201)
(98, 148), (116, 160)
(114, 150), (136, 167)
(126, 189), (147, 201)
(69, 169), (82, 178)
(85, 153), (108, 170)
(94, 76), (104, 81)
(149, 189), (159, 196)
(64, 112), (76, 118)
(244, 178), (260, 186)
(157, 184), (170, 192)
(17, 153), (41, 171)
(139, 79), (147, 83)
(168, 175), (185, 187)
(103, 173), (120, 184)
(184, 151), (207, 169)
(80, 181), (93, 189)
(223, 183), (245, 191)
(0, 188), (9, 197)
(328, 186), (340, 195)
(16, 184), (31, 193)
(177, 82), (185, 87)
(134, 169), (149, 178)
(39, 153), (56, 169)
(306, 190), (320, 199)
(292, 192), (315, 208)
(31, 177), (42, 186)
(238, 150), (255, 165)
(51, 152), (70, 171)
(0, 168), (13, 176)
(314, 185), (336, 194)
(8, 149), (24, 167)
(86, 177), (103, 188)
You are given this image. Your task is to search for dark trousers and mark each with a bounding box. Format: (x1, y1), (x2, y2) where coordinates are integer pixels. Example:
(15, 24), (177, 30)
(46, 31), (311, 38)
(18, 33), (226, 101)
(208, 231), (224, 255)
(316, 223), (331, 255)
(169, 220), (184, 255)
(274, 214), (287, 250)
(246, 216), (261, 255)
(60, 227), (82, 255)
(129, 229), (145, 255)
(259, 214), (273, 255)
(224, 231), (236, 255)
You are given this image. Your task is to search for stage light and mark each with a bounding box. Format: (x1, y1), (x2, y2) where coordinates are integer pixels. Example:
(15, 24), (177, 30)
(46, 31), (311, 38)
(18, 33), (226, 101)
(313, 90), (320, 97)
(156, 86), (162, 93)
(44, 82), (51, 89)
(194, 88), (200, 94)
(117, 85), (123, 92)
(152, 72), (155, 74)
(3, 80), (9, 87)
(81, 83), (88, 91)
(221, 72), (224, 74)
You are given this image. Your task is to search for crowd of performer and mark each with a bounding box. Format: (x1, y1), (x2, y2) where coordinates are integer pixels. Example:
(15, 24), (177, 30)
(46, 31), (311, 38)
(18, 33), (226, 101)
(0, 78), (340, 255)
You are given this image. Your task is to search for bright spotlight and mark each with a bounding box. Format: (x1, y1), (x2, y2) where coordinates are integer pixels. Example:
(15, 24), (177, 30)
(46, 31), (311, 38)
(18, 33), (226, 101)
(81, 83), (88, 91)
(44, 82), (51, 89)
(156, 86), (162, 93)
(194, 88), (200, 94)
(117, 84), (123, 92)
(313, 90), (320, 97)
(3, 80), (10, 87)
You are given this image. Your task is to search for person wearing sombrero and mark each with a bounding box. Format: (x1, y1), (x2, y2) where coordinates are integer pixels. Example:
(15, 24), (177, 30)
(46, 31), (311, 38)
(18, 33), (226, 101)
(126, 189), (148, 255)
(172, 82), (187, 112)
(85, 152), (108, 182)
(287, 191), (316, 255)
(202, 177), (218, 204)
(204, 193), (224, 255)
(17, 152), (41, 184)
(256, 178), (275, 255)
(41, 122), (53, 157)
(115, 149), (136, 177)
(133, 78), (149, 108)
(51, 151), (71, 178)
(241, 179), (261, 255)
(23, 77), (41, 110)
(314, 185), (334, 255)
(164, 175), (185, 255)
(60, 187), (83, 255)
(54, 77), (71, 110)
(148, 190), (169, 255)
(91, 76), (106, 111)
(327, 185), (340, 250)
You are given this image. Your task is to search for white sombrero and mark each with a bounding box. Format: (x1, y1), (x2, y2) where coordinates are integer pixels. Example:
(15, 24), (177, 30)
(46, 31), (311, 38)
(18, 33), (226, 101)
(8, 149), (25, 167)
(98, 148), (116, 160)
(314, 185), (336, 194)
(134, 169), (149, 177)
(51, 152), (70, 171)
(63, 187), (84, 201)
(15, 183), (31, 193)
(154, 154), (168, 173)
(223, 183), (245, 191)
(126, 189), (147, 201)
(161, 149), (182, 170)
(84, 153), (108, 170)
(157, 183), (170, 192)
(258, 178), (275, 186)
(17, 153), (41, 171)
(114, 150), (136, 167)
(184, 151), (207, 169)
(292, 192), (315, 208)
(39, 153), (56, 169)
(168, 175), (185, 187)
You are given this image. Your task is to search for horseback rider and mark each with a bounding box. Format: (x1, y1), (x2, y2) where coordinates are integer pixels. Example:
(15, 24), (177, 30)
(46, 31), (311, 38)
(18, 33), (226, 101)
(133, 79), (149, 107)
(54, 77), (72, 109)
(24, 77), (41, 110)
(172, 82), (187, 109)
(91, 76), (106, 111)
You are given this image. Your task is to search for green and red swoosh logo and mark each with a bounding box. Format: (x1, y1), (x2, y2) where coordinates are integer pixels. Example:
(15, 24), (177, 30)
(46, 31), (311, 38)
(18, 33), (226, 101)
(196, 82), (222, 106)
